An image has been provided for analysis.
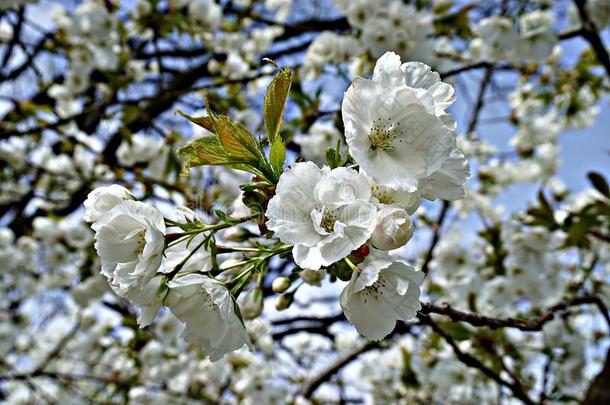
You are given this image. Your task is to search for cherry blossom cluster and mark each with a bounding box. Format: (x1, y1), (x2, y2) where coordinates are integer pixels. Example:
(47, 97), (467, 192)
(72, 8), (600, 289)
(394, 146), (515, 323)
(83, 53), (468, 357)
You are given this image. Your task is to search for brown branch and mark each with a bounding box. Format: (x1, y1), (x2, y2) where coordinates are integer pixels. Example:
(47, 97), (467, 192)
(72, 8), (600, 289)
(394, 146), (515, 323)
(420, 296), (610, 332)
(467, 65), (494, 134)
(0, 30), (53, 83)
(1, 6), (25, 69)
(273, 325), (335, 340)
(275, 295), (610, 336)
(32, 315), (81, 374)
(441, 61), (511, 80)
(590, 229), (610, 243)
(420, 200), (450, 275)
(584, 346), (610, 404)
(272, 313), (345, 326)
(558, 27), (585, 40)
(418, 314), (536, 405)
(297, 341), (379, 399)
(296, 321), (417, 399)
(573, 0), (610, 81)
(224, 4), (349, 42)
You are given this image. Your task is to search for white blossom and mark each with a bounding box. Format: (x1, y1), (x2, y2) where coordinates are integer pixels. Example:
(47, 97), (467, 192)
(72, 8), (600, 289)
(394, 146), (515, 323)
(472, 16), (518, 62)
(515, 10), (556, 64)
(91, 200), (166, 324)
(293, 121), (344, 165)
(84, 184), (133, 222)
(266, 162), (377, 270)
(167, 273), (251, 361)
(340, 249), (423, 340)
(302, 32), (361, 80)
(116, 134), (163, 167)
(342, 52), (458, 192)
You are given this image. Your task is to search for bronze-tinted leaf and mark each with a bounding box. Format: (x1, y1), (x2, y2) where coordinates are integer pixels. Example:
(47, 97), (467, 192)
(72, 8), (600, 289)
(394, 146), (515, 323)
(176, 110), (215, 133)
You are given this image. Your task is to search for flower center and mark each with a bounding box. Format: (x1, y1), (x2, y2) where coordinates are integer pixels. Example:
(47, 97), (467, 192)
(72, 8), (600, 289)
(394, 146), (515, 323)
(201, 289), (218, 311)
(360, 274), (389, 303)
(320, 210), (337, 233)
(372, 184), (396, 205)
(369, 118), (401, 151)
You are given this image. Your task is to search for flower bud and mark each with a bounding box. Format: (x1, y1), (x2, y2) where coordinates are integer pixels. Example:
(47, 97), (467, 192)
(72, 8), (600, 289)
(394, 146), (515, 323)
(348, 244), (370, 264)
(207, 59), (221, 74)
(299, 269), (326, 286)
(275, 293), (293, 311)
(272, 277), (291, 293)
(0, 227), (14, 248)
(369, 207), (413, 251)
(241, 288), (264, 320)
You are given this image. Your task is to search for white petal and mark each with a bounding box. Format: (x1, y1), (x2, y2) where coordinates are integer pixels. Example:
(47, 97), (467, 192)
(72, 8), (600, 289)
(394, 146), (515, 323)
(266, 162), (324, 246)
(419, 149), (470, 201)
(340, 286), (398, 340)
(400, 61), (440, 90)
(372, 51), (403, 88)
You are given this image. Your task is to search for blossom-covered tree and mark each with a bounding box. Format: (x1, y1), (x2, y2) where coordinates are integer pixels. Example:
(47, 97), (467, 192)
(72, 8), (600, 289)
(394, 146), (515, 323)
(1, 0), (610, 403)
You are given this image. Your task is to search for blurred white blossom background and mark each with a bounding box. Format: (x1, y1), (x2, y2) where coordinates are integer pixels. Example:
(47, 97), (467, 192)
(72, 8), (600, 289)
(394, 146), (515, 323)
(1, 0), (610, 404)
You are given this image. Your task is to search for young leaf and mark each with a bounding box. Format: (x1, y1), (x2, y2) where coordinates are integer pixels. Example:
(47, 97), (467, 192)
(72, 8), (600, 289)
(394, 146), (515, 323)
(177, 136), (253, 175)
(212, 115), (262, 162)
(537, 190), (554, 220)
(178, 135), (230, 174)
(269, 136), (286, 176)
(176, 110), (214, 133)
(240, 181), (272, 192)
(326, 147), (339, 169)
(263, 67), (292, 143)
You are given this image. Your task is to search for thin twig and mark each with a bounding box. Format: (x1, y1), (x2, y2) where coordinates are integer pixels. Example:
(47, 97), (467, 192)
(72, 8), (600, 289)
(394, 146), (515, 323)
(419, 314), (536, 405)
(420, 296), (610, 332)
(573, 0), (610, 80)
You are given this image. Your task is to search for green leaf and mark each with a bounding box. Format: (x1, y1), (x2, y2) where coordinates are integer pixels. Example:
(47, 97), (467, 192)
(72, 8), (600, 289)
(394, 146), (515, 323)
(538, 189), (552, 215)
(123, 105), (141, 124)
(565, 218), (593, 247)
(588, 171), (610, 198)
(433, 1), (453, 14)
(327, 260), (353, 281)
(231, 294), (247, 327)
(177, 103), (263, 162)
(240, 181), (272, 192)
(241, 190), (267, 215)
(433, 4), (474, 38)
(263, 67), (292, 143)
(269, 136), (286, 176)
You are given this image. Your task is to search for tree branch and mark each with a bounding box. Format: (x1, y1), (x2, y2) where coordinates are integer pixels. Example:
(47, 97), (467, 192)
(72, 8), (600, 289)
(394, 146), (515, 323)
(297, 341), (379, 399)
(573, 0), (610, 80)
(420, 296), (610, 332)
(418, 314), (536, 405)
